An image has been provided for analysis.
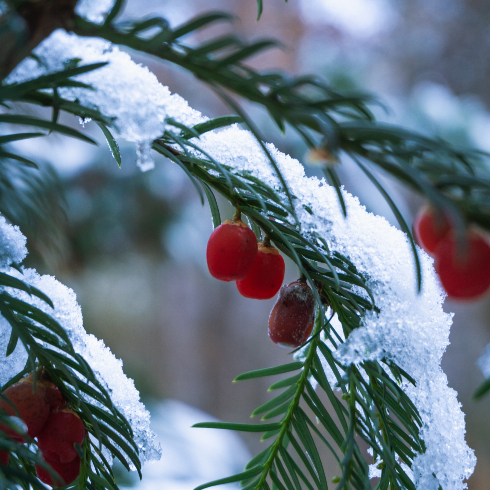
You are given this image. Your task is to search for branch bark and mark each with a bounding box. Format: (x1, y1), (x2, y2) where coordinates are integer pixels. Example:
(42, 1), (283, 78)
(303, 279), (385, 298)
(0, 0), (78, 81)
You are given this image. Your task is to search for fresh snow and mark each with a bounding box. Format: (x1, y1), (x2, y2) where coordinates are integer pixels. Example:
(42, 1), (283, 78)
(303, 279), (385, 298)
(2, 24), (477, 488)
(75, 0), (116, 24)
(6, 30), (206, 171)
(0, 218), (161, 466)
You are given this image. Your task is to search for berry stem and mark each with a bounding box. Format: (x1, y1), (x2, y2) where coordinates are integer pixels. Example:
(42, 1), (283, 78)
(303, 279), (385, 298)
(232, 208), (242, 221)
(262, 234), (271, 248)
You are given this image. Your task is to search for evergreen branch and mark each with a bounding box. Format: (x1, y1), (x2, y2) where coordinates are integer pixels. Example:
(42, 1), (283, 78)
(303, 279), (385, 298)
(0, 5), (467, 489)
(72, 13), (490, 237)
(0, 269), (142, 488)
(193, 312), (422, 490)
(154, 126), (374, 316)
(150, 123), (425, 490)
(194, 311), (324, 490)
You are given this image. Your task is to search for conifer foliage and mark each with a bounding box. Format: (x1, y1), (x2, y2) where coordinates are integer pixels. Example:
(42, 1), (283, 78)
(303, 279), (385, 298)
(0, 1), (488, 489)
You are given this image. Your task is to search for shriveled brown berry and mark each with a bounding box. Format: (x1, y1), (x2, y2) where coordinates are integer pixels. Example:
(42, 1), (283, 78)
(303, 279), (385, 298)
(0, 378), (50, 440)
(268, 280), (316, 348)
(38, 408), (85, 464)
(36, 455), (81, 487)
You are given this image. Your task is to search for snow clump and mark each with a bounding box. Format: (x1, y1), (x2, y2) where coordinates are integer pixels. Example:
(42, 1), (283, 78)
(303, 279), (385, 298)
(75, 0), (115, 24)
(7, 30), (206, 171)
(0, 218), (161, 466)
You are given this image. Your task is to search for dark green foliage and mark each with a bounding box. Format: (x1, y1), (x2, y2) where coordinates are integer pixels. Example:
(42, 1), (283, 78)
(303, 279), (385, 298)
(0, 57), (141, 488)
(1, 2), (489, 490)
(72, 8), (490, 251)
(0, 270), (141, 489)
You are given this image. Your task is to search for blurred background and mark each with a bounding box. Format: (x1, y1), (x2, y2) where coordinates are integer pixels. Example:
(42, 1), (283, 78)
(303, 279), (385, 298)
(7, 0), (490, 488)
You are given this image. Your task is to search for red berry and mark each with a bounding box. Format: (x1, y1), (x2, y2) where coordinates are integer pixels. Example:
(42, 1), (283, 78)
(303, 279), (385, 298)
(42, 381), (66, 412)
(434, 232), (490, 299)
(0, 450), (8, 466)
(206, 219), (258, 281)
(268, 280), (316, 348)
(36, 455), (81, 487)
(413, 206), (451, 254)
(236, 243), (285, 299)
(38, 409), (85, 464)
(0, 378), (50, 440)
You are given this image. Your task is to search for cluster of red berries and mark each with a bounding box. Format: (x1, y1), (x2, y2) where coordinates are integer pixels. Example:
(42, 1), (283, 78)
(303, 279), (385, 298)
(413, 206), (490, 299)
(0, 372), (85, 487)
(206, 217), (286, 298)
(206, 216), (316, 347)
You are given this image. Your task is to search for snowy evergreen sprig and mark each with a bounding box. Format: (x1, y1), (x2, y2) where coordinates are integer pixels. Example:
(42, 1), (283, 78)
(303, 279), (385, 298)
(192, 314), (423, 490)
(0, 1), (480, 489)
(0, 267), (144, 489)
(72, 6), (490, 265)
(152, 121), (426, 490)
(0, 47), (158, 489)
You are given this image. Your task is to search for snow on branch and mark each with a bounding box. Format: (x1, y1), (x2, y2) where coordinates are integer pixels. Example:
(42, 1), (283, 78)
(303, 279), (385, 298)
(191, 125), (475, 490)
(5, 27), (476, 488)
(7, 30), (205, 171)
(0, 217), (161, 466)
(75, 0), (115, 24)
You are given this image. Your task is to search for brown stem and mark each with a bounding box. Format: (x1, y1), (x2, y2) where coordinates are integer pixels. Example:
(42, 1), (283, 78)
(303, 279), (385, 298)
(0, 0), (78, 81)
